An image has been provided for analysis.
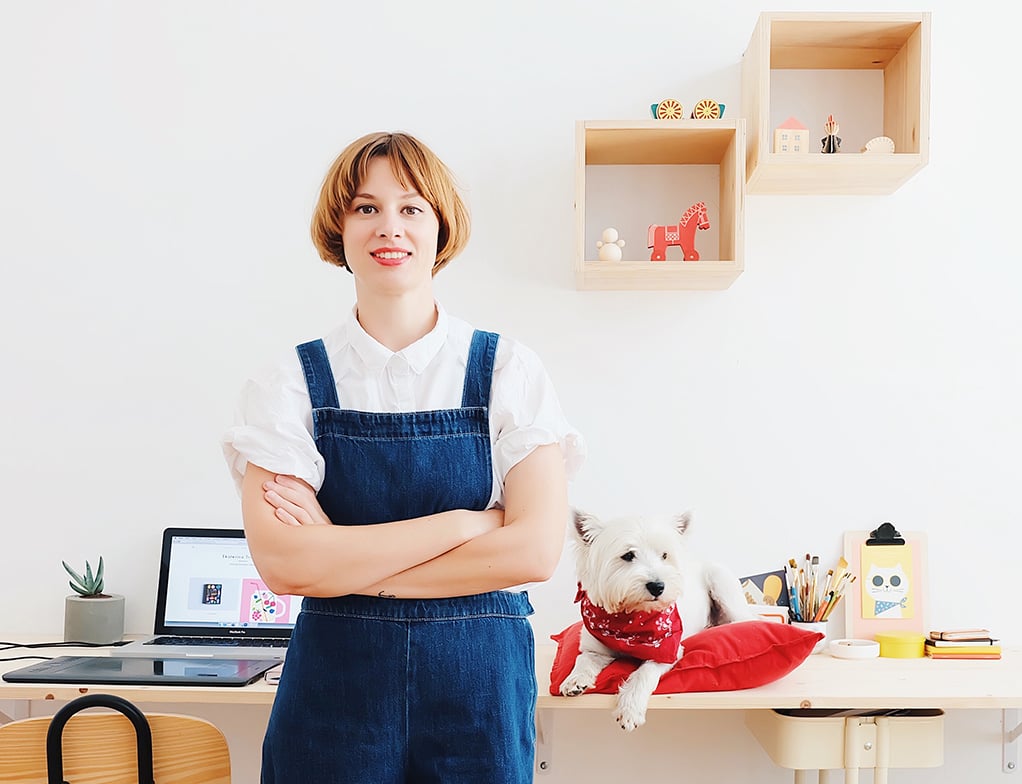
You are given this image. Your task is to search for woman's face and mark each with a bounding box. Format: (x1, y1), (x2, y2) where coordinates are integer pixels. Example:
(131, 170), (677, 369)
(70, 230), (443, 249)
(341, 156), (440, 294)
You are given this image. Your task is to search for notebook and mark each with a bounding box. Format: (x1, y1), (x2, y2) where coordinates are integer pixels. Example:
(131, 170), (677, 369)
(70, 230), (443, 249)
(2, 655), (277, 687)
(118, 527), (299, 660)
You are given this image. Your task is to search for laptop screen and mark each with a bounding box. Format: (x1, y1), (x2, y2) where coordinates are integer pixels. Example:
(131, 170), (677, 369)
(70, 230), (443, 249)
(154, 528), (300, 639)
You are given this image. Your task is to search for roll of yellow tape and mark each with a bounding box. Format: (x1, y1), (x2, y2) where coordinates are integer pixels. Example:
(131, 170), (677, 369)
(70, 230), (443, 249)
(875, 631), (926, 658)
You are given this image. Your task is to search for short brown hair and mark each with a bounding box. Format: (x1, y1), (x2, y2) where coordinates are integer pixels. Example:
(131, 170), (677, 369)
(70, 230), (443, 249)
(310, 132), (471, 275)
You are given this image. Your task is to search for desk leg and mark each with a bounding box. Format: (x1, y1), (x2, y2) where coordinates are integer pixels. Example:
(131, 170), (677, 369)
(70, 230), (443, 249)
(874, 717), (891, 784)
(793, 770), (836, 784)
(843, 718), (859, 784)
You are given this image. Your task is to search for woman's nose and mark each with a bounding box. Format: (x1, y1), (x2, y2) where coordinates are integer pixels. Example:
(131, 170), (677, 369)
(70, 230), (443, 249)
(376, 212), (404, 238)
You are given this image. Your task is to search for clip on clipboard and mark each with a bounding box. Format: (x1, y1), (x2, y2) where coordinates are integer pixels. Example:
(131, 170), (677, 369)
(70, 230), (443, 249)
(866, 522), (905, 546)
(843, 524), (927, 640)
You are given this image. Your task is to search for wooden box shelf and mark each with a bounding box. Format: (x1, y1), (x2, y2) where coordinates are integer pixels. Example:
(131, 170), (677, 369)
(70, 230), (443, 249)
(575, 119), (746, 291)
(741, 11), (931, 195)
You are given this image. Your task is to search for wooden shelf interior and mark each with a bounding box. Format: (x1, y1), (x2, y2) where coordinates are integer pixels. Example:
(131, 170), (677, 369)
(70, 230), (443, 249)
(769, 18), (927, 71)
(585, 125), (737, 166)
(576, 121), (745, 290)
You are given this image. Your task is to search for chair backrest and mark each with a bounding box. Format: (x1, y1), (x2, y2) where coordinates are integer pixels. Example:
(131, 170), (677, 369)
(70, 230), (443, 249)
(0, 708), (231, 784)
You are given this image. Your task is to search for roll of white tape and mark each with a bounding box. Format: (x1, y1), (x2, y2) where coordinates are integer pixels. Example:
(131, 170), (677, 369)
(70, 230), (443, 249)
(828, 638), (881, 659)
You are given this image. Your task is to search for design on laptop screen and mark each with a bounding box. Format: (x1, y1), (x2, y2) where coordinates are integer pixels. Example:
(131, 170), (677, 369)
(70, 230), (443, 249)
(164, 534), (299, 631)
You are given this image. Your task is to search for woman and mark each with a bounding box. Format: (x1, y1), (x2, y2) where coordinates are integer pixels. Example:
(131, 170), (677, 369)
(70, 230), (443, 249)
(222, 131), (584, 783)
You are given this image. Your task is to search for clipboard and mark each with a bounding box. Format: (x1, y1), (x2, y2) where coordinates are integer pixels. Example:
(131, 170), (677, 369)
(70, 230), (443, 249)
(843, 524), (928, 640)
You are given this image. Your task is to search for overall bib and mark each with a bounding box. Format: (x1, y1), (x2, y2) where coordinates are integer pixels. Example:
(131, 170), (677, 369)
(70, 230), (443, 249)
(262, 330), (537, 784)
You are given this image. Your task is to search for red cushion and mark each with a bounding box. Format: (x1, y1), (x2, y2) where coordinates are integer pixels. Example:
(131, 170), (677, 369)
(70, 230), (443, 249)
(549, 620), (821, 695)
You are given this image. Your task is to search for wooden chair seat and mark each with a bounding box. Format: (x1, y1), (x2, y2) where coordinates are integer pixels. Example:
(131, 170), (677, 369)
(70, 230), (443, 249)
(0, 709), (231, 783)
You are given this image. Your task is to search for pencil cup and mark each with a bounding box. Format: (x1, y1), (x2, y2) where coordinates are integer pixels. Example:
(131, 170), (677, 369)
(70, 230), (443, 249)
(791, 620), (828, 654)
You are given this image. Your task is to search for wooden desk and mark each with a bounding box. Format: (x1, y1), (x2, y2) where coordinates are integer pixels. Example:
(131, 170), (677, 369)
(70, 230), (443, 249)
(535, 645), (1022, 711)
(3, 644), (1021, 776)
(532, 645), (1022, 778)
(4, 644), (1020, 710)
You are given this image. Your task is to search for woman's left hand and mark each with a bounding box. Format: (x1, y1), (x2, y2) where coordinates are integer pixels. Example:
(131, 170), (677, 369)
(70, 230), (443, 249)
(263, 475), (331, 526)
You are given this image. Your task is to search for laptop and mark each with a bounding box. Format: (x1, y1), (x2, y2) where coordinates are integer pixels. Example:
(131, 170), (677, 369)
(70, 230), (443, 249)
(2, 655), (277, 687)
(118, 527), (299, 660)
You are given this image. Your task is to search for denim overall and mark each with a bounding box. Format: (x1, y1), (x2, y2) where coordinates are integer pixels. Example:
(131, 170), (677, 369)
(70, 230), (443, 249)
(261, 330), (537, 784)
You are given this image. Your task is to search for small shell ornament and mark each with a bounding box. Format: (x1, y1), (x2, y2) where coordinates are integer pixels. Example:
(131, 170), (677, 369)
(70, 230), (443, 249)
(861, 136), (895, 153)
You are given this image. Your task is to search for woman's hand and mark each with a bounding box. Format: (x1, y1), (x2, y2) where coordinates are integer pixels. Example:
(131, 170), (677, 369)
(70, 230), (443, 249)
(263, 475), (332, 527)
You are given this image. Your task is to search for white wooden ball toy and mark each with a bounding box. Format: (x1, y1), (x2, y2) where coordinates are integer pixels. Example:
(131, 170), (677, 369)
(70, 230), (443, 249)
(596, 228), (625, 261)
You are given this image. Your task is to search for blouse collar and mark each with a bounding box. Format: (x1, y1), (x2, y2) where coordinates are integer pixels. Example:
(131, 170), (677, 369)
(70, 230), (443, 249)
(344, 301), (449, 374)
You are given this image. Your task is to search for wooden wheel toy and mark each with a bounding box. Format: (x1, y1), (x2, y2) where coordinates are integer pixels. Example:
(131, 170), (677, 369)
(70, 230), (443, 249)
(691, 99), (721, 120)
(655, 99), (684, 120)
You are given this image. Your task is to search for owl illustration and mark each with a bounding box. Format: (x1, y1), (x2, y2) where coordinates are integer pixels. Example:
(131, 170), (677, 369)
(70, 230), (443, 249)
(866, 564), (910, 617)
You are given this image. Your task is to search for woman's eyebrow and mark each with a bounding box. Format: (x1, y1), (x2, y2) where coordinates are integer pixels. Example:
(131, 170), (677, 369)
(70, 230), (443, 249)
(352, 189), (423, 201)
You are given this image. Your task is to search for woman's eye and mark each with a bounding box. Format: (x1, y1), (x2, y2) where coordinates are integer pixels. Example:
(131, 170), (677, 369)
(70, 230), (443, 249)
(354, 204), (376, 215)
(403, 205), (423, 216)
(620, 552), (635, 562)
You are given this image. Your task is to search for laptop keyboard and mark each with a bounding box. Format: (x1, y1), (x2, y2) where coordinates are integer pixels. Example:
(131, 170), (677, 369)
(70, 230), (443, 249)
(145, 636), (288, 648)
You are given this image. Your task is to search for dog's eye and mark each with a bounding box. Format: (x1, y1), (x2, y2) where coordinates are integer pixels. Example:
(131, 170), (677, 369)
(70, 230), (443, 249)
(620, 551), (636, 562)
(661, 552), (669, 560)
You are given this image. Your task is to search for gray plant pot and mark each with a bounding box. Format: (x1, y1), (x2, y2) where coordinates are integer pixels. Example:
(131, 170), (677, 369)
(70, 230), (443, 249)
(64, 593), (125, 644)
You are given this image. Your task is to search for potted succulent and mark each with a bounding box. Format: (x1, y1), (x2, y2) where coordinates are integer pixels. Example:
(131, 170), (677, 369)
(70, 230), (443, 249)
(62, 556), (125, 644)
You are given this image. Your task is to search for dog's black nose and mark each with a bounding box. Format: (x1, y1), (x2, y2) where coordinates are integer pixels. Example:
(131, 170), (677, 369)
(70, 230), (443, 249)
(646, 581), (665, 598)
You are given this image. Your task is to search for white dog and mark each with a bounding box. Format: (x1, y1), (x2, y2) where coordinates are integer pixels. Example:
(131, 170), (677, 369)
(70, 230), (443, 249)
(560, 509), (756, 731)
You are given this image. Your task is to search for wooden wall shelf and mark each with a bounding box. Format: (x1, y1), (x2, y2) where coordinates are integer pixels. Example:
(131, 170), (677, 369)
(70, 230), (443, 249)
(741, 11), (931, 195)
(575, 120), (746, 291)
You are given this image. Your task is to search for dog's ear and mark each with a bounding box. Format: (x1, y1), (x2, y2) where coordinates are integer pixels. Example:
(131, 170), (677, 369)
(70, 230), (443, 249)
(674, 511), (692, 535)
(572, 508), (602, 545)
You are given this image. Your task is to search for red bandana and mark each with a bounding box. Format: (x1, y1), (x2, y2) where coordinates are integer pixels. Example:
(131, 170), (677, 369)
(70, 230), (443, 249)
(575, 584), (683, 664)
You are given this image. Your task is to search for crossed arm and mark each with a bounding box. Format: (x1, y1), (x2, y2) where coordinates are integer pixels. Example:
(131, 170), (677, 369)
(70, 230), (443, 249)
(241, 443), (568, 599)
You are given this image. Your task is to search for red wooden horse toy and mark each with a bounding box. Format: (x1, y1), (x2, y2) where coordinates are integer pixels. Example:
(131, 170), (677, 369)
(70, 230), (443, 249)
(647, 202), (710, 261)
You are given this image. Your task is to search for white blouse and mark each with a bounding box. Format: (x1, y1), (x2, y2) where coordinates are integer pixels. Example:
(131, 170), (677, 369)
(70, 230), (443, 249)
(222, 303), (586, 509)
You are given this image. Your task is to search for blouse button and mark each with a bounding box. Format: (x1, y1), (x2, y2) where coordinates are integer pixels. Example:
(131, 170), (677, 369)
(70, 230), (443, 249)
(387, 356), (411, 377)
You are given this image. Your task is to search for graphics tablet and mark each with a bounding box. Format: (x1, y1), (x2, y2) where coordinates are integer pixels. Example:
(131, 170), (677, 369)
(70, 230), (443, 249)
(2, 656), (277, 687)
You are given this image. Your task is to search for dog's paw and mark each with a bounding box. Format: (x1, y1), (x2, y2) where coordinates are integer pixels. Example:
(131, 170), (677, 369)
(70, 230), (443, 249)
(559, 674), (595, 697)
(614, 704), (647, 732)
(614, 683), (654, 731)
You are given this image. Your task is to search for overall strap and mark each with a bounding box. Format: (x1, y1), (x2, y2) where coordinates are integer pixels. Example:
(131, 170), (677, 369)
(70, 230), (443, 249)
(296, 339), (340, 409)
(461, 330), (499, 409)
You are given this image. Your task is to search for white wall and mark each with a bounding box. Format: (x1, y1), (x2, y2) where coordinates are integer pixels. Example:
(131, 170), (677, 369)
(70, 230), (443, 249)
(2, 1), (1018, 782)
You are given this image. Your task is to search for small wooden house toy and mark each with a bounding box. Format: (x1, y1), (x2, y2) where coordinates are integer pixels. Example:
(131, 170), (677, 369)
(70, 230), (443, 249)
(774, 116), (808, 154)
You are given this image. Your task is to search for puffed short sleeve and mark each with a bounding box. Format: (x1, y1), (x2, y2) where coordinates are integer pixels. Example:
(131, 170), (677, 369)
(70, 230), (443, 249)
(488, 340), (586, 490)
(221, 356), (326, 494)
